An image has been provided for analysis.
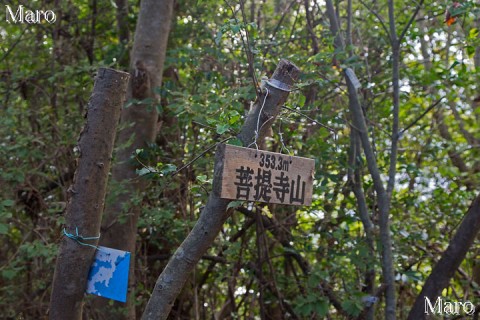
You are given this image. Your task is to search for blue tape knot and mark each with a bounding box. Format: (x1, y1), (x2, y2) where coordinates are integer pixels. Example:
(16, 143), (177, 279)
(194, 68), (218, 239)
(63, 227), (101, 250)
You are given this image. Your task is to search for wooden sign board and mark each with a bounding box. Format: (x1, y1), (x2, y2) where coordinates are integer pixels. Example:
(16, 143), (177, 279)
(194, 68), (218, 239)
(216, 144), (315, 206)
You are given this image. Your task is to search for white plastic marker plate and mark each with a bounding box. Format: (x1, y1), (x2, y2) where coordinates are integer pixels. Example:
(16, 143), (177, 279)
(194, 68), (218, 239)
(86, 246), (131, 302)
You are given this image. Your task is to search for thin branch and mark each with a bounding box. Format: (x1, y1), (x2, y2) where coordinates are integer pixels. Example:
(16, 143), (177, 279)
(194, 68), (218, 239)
(399, 97), (444, 136)
(262, 0), (298, 59)
(284, 5), (300, 51)
(282, 105), (336, 133)
(386, 0), (400, 198)
(171, 136), (234, 177)
(398, 0), (424, 44)
(258, 212), (287, 316)
(303, 0), (320, 53)
(0, 26), (28, 63)
(349, 130), (376, 320)
(226, 0), (260, 95)
(346, 0), (353, 52)
(358, 0), (390, 40)
(319, 283), (351, 318)
(449, 103), (479, 145)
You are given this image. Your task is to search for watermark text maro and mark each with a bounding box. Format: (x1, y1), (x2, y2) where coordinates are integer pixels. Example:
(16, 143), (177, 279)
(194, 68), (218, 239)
(5, 5), (56, 24)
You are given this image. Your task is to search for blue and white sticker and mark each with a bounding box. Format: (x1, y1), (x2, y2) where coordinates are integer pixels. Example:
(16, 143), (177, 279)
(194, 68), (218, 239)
(86, 246), (131, 303)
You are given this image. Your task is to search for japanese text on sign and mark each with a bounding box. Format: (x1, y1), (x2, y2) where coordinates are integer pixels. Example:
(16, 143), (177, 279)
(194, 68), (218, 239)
(217, 144), (314, 206)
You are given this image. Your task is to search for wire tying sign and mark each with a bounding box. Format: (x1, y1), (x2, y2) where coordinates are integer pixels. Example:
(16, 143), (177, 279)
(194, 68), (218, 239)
(216, 144), (315, 206)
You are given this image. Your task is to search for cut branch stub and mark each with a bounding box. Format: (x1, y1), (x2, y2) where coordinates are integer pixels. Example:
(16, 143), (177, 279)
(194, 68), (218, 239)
(238, 59), (300, 147)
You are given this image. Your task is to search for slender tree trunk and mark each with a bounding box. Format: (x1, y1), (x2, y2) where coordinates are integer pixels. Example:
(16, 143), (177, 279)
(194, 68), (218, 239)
(407, 194), (480, 320)
(49, 68), (130, 320)
(324, 0), (397, 318)
(93, 0), (174, 318)
(142, 59), (300, 320)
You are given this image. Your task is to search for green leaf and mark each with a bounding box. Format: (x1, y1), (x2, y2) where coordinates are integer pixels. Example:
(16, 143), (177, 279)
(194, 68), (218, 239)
(0, 223), (9, 235)
(231, 24), (240, 34)
(404, 270), (423, 282)
(197, 175), (208, 183)
(124, 98), (139, 108)
(283, 246), (298, 255)
(2, 268), (17, 280)
(466, 45), (475, 58)
(216, 123), (230, 135)
(315, 299), (329, 317)
(1, 199), (14, 207)
(215, 30), (223, 45)
(227, 110), (241, 125)
(161, 164), (177, 175)
(341, 299), (362, 316)
(469, 28), (479, 40)
(298, 94), (306, 107)
(228, 138), (242, 146)
(136, 167), (155, 176)
(227, 200), (244, 209)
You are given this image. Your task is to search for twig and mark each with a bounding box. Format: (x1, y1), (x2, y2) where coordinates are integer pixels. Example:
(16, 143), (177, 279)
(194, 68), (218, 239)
(225, 0), (260, 95)
(262, 0), (298, 59)
(171, 136), (234, 177)
(0, 26), (28, 63)
(303, 0), (320, 53)
(399, 97), (444, 136)
(282, 105), (336, 133)
(449, 103), (479, 145)
(358, 0), (390, 40)
(398, 0), (424, 44)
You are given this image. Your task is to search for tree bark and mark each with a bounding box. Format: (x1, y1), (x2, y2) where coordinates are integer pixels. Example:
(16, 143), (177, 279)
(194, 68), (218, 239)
(49, 68), (130, 320)
(92, 0), (174, 318)
(325, 0), (396, 318)
(407, 194), (480, 320)
(142, 59), (300, 320)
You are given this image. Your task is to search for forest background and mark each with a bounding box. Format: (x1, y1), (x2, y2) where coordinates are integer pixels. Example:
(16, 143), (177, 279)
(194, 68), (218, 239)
(0, 0), (479, 319)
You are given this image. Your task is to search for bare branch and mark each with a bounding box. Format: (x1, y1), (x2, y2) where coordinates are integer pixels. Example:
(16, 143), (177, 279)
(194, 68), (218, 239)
(398, 0), (424, 44)
(282, 105), (336, 133)
(262, 0), (298, 59)
(303, 0), (320, 53)
(399, 97), (444, 136)
(449, 103), (479, 145)
(171, 136), (235, 178)
(0, 26), (28, 63)
(358, 0), (390, 40)
(225, 0), (260, 95)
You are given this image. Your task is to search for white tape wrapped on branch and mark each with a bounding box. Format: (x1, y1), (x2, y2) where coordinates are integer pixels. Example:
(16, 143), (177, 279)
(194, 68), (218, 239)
(265, 78), (293, 92)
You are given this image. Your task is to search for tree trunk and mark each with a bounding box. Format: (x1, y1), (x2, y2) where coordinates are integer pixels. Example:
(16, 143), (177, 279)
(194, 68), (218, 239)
(92, 0), (175, 319)
(49, 68), (130, 320)
(142, 59), (300, 320)
(407, 194), (480, 320)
